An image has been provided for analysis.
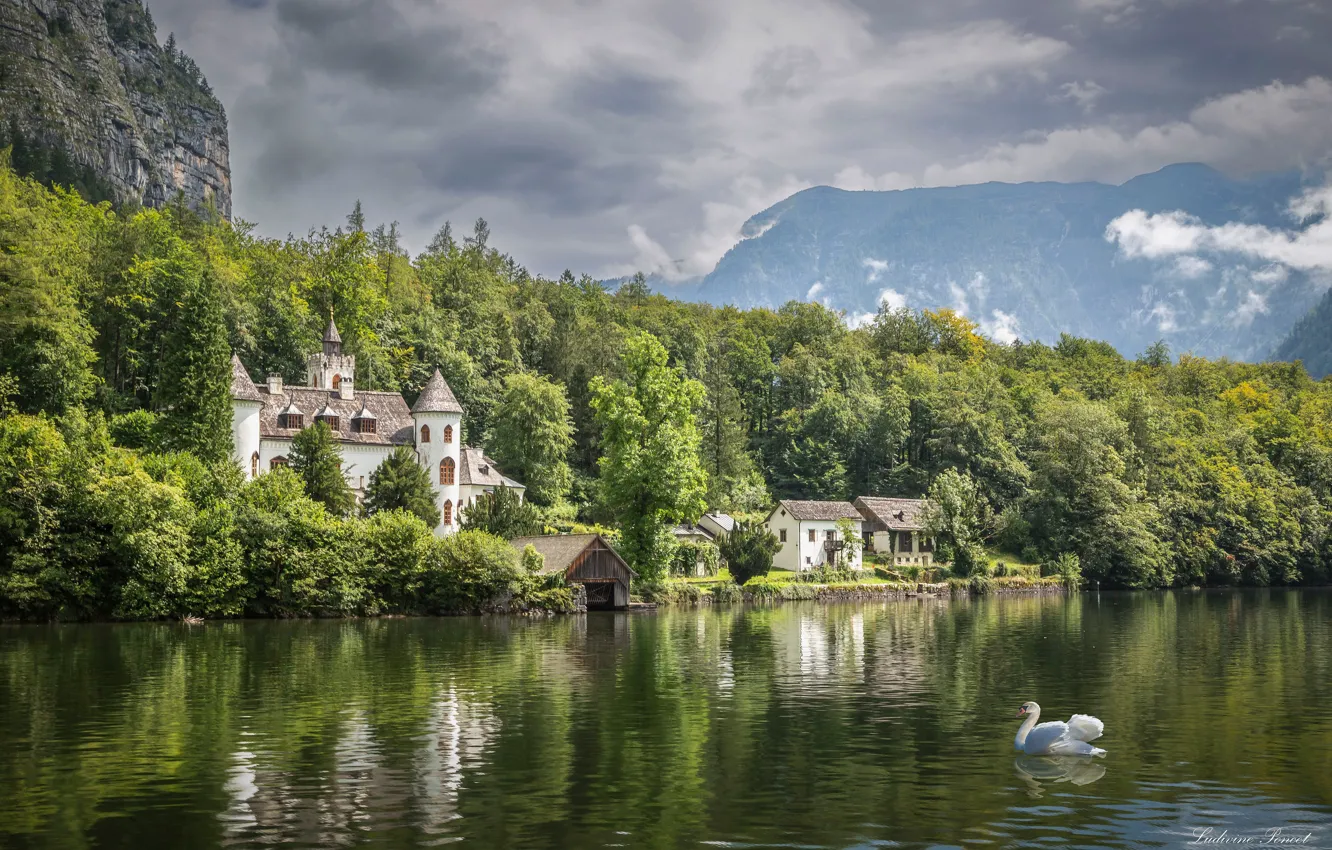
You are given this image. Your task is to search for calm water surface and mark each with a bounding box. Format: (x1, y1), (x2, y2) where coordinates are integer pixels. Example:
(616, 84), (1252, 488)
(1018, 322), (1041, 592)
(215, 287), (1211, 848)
(1, 591), (1330, 849)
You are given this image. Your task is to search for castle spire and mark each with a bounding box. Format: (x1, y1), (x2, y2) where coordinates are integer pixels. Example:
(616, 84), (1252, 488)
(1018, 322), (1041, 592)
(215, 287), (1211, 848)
(323, 308), (342, 356)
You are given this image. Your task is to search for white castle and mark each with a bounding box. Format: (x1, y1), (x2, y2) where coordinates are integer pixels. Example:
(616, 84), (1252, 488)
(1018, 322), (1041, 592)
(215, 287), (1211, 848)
(229, 316), (524, 535)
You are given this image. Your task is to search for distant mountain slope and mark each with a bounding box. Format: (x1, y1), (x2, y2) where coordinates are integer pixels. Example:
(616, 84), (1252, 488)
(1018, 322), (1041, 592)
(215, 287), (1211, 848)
(659, 164), (1323, 361)
(1274, 289), (1332, 378)
(0, 0), (230, 215)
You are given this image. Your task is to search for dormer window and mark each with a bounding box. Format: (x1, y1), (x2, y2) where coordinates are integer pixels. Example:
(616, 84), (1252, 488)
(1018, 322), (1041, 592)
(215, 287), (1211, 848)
(314, 404), (339, 431)
(277, 401), (304, 430)
(352, 417), (377, 434)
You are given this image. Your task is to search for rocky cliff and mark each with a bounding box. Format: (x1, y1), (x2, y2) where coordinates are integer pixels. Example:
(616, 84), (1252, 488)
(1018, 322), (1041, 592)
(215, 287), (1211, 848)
(0, 0), (230, 216)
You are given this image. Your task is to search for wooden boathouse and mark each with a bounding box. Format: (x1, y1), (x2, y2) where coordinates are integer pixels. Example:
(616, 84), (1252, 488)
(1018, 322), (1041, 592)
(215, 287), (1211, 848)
(511, 534), (635, 610)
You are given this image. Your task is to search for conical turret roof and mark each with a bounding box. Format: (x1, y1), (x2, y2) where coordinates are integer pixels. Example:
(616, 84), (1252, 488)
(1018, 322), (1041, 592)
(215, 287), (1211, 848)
(230, 355), (263, 402)
(323, 315), (342, 345)
(411, 369), (464, 414)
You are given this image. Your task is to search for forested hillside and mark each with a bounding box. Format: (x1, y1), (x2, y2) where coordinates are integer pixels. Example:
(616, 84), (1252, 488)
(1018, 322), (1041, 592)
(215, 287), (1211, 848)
(3, 161), (1332, 621)
(1274, 288), (1332, 378)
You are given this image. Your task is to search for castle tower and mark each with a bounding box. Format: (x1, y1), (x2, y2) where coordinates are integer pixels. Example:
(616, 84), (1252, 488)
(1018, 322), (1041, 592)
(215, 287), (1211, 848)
(307, 313), (355, 396)
(411, 369), (464, 536)
(229, 355), (263, 480)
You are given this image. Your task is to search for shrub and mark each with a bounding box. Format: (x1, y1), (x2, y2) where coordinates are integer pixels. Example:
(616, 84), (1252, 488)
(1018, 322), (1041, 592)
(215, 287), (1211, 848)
(1042, 552), (1083, 588)
(708, 581), (742, 604)
(424, 530), (527, 613)
(108, 409), (162, 451)
(671, 539), (719, 576)
(717, 520), (780, 586)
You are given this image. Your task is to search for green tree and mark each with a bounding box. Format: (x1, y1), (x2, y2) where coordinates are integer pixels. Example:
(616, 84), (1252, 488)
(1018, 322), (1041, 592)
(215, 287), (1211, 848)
(718, 520), (781, 586)
(923, 469), (990, 577)
(0, 163), (98, 414)
(590, 331), (707, 580)
(364, 445), (440, 527)
(459, 485), (541, 539)
(699, 338), (754, 509)
(289, 422), (356, 516)
(156, 263), (232, 462)
(489, 373), (574, 505)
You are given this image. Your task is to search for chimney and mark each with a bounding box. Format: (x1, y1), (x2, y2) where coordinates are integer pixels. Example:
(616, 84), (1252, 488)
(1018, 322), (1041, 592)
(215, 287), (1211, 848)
(339, 379), (354, 401)
(267, 374), (283, 394)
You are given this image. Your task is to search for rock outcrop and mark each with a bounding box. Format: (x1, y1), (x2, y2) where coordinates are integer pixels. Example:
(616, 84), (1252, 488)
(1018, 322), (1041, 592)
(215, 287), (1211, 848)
(0, 0), (230, 216)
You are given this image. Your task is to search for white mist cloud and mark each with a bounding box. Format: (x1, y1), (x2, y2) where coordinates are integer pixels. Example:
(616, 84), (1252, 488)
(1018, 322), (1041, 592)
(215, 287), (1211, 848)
(864, 257), (890, 282)
(981, 309), (1022, 343)
(1171, 255), (1213, 279)
(879, 288), (908, 311)
(806, 281), (825, 300)
(1233, 290), (1269, 326)
(1106, 182), (1332, 271)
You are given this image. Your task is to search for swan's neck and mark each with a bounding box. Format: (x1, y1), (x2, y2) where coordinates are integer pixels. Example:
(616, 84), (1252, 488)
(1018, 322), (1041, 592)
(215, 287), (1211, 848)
(1015, 708), (1040, 748)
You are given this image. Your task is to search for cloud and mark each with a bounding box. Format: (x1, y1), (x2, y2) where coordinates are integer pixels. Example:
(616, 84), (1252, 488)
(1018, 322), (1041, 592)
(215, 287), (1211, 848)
(1056, 80), (1107, 112)
(1233, 290), (1269, 326)
(864, 258), (890, 282)
(1106, 182), (1332, 272)
(981, 309), (1022, 343)
(806, 281), (826, 300)
(1149, 302), (1179, 332)
(878, 288), (908, 311)
(145, 0), (1332, 279)
(1171, 256), (1213, 279)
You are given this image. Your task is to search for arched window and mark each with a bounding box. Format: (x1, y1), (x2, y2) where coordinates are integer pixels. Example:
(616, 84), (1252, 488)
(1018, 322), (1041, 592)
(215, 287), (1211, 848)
(443, 424), (453, 444)
(251, 452), (259, 478)
(270, 456), (289, 470)
(442, 499), (453, 525)
(420, 424), (430, 443)
(332, 374), (341, 391)
(439, 457), (455, 485)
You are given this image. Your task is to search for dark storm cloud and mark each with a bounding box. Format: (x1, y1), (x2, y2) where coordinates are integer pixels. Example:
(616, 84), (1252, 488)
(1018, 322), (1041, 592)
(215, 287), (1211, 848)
(145, 0), (1332, 280)
(274, 0), (505, 94)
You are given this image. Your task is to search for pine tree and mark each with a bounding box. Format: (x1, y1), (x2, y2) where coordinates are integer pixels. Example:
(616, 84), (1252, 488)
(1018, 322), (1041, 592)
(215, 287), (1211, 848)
(699, 339), (753, 508)
(364, 446), (440, 527)
(156, 266), (232, 463)
(290, 422), (356, 516)
(347, 200), (366, 233)
(459, 485), (541, 539)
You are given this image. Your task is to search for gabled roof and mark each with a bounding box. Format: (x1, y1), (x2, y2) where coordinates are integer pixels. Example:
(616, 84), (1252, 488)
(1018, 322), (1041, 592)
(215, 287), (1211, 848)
(261, 388), (413, 445)
(411, 369), (464, 414)
(459, 447), (524, 489)
(772, 499), (863, 522)
(702, 512), (735, 533)
(510, 533), (636, 577)
(278, 400), (304, 417)
(854, 496), (931, 531)
(313, 402), (338, 420)
(230, 355), (263, 402)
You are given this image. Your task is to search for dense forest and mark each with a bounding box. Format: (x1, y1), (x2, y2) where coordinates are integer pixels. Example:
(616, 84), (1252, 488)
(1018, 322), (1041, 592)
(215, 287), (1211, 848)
(3, 159), (1332, 620)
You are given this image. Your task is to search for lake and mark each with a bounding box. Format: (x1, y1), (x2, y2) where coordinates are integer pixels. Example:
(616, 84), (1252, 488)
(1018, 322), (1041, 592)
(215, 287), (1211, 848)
(1, 590), (1330, 849)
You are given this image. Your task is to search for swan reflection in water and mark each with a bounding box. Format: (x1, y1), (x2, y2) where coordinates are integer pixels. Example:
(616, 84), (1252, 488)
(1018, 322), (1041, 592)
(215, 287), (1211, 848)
(1014, 754), (1107, 797)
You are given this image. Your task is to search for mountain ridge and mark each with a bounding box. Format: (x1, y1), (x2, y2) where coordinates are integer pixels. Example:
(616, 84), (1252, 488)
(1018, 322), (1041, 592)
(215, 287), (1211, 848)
(648, 163), (1324, 362)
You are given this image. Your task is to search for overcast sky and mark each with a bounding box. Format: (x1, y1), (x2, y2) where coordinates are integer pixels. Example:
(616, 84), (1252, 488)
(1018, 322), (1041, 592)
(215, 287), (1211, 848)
(148, 0), (1332, 282)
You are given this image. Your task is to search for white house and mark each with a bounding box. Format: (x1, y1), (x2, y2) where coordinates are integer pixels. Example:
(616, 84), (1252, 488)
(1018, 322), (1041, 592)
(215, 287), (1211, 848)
(765, 500), (864, 572)
(698, 512), (735, 539)
(229, 316), (523, 536)
(853, 497), (936, 567)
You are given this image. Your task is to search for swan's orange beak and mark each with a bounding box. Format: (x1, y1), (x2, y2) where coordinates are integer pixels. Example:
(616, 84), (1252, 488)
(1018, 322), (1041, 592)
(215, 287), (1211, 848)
(1015, 707), (1026, 717)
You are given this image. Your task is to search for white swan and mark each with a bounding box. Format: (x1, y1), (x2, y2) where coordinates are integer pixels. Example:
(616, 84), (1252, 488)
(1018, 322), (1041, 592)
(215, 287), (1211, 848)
(1014, 701), (1106, 757)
